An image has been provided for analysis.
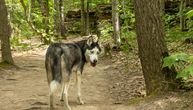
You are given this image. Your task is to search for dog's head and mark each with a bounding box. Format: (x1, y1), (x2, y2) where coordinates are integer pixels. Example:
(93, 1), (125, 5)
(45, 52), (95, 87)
(85, 34), (101, 67)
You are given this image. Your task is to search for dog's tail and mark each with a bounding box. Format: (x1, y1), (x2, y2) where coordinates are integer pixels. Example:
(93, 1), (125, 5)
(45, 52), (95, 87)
(45, 44), (62, 94)
(50, 80), (60, 94)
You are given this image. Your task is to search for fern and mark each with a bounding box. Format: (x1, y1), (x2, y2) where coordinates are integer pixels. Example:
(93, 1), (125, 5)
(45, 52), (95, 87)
(186, 10), (193, 19)
(163, 53), (193, 80)
(163, 53), (188, 68)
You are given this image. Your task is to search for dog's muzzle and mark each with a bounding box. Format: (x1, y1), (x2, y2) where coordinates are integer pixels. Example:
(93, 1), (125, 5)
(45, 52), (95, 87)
(90, 60), (97, 67)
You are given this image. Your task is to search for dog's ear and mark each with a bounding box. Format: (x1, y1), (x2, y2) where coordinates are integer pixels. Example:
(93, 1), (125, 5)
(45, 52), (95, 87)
(87, 34), (99, 46)
(92, 35), (98, 43)
(87, 36), (93, 46)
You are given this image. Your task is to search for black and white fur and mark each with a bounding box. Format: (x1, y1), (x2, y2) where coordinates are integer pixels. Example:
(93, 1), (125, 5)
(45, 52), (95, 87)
(45, 35), (101, 110)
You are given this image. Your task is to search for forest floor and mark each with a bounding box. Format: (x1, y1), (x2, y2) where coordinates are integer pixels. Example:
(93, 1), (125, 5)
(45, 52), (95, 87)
(0, 37), (193, 110)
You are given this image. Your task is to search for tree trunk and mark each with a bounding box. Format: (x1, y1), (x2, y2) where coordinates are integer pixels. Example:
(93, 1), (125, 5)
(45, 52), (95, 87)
(41, 0), (49, 34)
(28, 0), (31, 21)
(160, 0), (165, 16)
(0, 0), (14, 64)
(59, 0), (67, 38)
(134, 0), (176, 95)
(81, 0), (86, 36)
(112, 0), (121, 44)
(179, 0), (187, 31)
(53, 0), (60, 37)
(31, 0), (35, 24)
(37, 0), (50, 38)
(86, 0), (90, 35)
(53, 0), (66, 38)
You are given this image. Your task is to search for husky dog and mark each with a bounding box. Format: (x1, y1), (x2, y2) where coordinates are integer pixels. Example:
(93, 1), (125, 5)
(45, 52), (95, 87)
(45, 35), (101, 110)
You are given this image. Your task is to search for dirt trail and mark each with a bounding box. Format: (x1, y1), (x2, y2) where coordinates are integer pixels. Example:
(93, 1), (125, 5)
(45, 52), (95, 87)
(0, 49), (134, 110)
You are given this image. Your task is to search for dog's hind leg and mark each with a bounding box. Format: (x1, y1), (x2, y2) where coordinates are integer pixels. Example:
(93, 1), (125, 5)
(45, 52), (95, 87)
(46, 56), (56, 110)
(61, 74), (71, 110)
(76, 69), (84, 105)
(49, 81), (59, 110)
(49, 92), (53, 110)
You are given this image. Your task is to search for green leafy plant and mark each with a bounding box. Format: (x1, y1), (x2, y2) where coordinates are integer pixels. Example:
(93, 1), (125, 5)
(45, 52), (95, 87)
(163, 53), (193, 80)
(164, 14), (177, 29)
(99, 20), (113, 40)
(186, 9), (193, 18)
(186, 9), (193, 31)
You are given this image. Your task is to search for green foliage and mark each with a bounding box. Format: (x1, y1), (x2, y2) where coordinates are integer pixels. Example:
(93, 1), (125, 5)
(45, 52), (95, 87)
(7, 0), (33, 37)
(10, 36), (31, 51)
(177, 64), (193, 80)
(120, 31), (136, 53)
(163, 53), (193, 80)
(100, 20), (113, 40)
(10, 36), (20, 48)
(186, 10), (193, 31)
(99, 0), (136, 53)
(163, 53), (188, 68)
(165, 28), (193, 42)
(186, 10), (193, 19)
(119, 1), (136, 53)
(164, 14), (178, 29)
(119, 0), (135, 30)
(5, 0), (33, 50)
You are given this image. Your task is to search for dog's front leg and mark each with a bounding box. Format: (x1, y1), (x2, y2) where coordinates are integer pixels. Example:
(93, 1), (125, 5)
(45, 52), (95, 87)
(76, 70), (84, 105)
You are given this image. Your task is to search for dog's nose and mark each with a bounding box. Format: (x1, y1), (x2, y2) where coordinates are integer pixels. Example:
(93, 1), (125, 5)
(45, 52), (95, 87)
(93, 59), (97, 63)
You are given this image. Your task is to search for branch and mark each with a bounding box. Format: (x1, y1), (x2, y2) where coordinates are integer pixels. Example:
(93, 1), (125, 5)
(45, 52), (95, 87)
(20, 0), (44, 41)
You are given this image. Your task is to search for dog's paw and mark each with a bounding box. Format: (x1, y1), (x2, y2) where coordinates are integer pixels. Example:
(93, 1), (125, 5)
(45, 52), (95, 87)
(77, 97), (85, 105)
(78, 100), (85, 105)
(64, 105), (71, 110)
